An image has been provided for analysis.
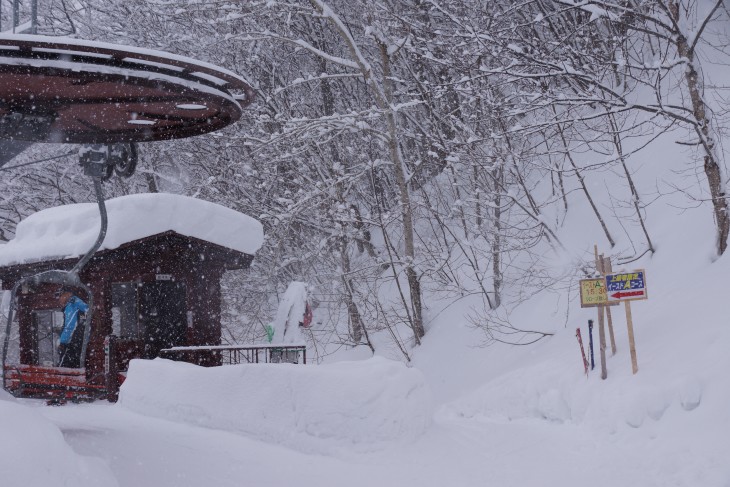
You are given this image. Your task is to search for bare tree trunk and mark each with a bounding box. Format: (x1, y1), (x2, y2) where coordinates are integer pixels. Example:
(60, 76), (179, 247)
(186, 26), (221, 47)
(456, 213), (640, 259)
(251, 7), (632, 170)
(607, 113), (655, 254)
(339, 238), (369, 347)
(377, 41), (424, 342)
(351, 204), (377, 257)
(473, 164), (483, 228)
(555, 119), (616, 247)
(307, 0), (424, 342)
(671, 0), (729, 254)
(317, 52), (369, 345)
(492, 165), (504, 309)
(144, 154), (159, 193)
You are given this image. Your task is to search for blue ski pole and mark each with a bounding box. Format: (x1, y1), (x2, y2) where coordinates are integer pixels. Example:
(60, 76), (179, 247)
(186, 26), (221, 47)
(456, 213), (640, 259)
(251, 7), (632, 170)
(588, 319), (595, 370)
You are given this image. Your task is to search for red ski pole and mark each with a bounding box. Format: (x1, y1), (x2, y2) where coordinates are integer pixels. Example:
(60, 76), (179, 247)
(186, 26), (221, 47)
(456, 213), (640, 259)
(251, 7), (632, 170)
(576, 328), (589, 376)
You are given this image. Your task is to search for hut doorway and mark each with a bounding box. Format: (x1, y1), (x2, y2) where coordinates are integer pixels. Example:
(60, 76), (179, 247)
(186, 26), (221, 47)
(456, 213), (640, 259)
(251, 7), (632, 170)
(111, 283), (139, 339)
(33, 309), (64, 367)
(139, 281), (187, 359)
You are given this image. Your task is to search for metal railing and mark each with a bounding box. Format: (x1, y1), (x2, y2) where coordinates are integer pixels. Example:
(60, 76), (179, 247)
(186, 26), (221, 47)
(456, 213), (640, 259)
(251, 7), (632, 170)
(159, 344), (306, 366)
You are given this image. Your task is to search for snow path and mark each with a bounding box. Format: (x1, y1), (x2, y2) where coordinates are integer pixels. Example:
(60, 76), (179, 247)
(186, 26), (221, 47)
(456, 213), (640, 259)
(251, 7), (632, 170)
(38, 401), (722, 487)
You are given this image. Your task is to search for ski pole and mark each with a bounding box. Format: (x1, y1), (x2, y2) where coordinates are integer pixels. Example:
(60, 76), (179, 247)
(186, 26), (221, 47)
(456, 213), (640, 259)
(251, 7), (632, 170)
(588, 319), (595, 370)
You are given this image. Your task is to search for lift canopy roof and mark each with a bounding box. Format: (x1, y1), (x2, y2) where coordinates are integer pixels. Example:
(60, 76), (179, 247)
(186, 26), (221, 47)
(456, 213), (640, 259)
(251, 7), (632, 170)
(0, 35), (254, 144)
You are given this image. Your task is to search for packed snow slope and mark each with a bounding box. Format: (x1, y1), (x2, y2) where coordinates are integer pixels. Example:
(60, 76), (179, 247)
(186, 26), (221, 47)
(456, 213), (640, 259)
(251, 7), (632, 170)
(1, 194), (729, 486)
(3, 152), (730, 487)
(25, 225), (730, 487)
(0, 390), (116, 486)
(118, 357), (433, 453)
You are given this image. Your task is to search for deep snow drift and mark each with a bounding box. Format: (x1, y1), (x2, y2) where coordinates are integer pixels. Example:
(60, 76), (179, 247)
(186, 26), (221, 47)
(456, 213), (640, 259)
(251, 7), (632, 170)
(118, 357), (433, 454)
(3, 182), (730, 486)
(0, 390), (116, 486)
(2, 136), (730, 487)
(4, 230), (730, 487)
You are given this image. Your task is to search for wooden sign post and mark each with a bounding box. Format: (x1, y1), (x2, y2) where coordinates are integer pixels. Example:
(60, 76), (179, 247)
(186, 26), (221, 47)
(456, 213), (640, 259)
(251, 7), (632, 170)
(605, 269), (647, 375)
(578, 247), (619, 381)
(624, 301), (638, 374)
(596, 294), (608, 380)
(601, 257), (617, 356)
(594, 247), (607, 380)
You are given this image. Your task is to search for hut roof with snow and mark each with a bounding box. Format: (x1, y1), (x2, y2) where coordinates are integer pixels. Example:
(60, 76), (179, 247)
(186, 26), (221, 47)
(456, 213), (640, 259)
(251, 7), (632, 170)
(0, 192), (263, 268)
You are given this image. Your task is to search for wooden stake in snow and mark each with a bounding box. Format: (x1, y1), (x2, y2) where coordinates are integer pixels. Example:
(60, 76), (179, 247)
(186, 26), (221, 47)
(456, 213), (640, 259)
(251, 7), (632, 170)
(605, 269), (647, 375)
(625, 301), (639, 374)
(602, 256), (618, 356)
(594, 246), (608, 380)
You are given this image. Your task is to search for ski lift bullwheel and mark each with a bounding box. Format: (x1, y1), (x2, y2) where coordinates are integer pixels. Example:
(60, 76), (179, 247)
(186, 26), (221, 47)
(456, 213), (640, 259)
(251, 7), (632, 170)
(112, 143), (138, 178)
(0, 34), (254, 147)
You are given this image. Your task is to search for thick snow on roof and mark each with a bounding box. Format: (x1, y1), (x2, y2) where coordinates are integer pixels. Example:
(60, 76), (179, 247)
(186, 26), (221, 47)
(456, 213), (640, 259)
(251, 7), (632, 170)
(0, 193), (264, 267)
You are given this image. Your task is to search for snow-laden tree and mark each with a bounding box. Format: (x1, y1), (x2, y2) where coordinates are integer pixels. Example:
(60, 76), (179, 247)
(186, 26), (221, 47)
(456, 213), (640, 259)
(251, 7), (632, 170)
(2, 0), (728, 358)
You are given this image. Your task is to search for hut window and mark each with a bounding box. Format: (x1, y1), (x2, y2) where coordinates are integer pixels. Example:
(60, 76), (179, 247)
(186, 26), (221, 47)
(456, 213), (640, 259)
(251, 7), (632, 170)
(111, 283), (138, 339)
(34, 310), (63, 367)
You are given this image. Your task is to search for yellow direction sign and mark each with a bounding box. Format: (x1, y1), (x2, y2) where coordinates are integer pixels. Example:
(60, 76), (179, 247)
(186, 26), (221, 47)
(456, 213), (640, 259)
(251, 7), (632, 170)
(579, 278), (618, 308)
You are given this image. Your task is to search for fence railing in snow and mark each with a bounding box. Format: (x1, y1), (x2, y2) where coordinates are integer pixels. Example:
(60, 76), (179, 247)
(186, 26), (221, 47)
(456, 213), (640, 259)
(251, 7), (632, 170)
(159, 344), (307, 366)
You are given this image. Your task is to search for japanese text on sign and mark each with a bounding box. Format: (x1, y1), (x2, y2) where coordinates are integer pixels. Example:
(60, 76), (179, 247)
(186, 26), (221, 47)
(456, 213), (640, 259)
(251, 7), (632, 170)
(605, 270), (647, 302)
(579, 278), (609, 308)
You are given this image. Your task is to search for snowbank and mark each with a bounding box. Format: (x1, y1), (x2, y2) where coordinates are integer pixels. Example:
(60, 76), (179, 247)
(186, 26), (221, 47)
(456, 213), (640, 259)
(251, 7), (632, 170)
(118, 357), (433, 453)
(0, 396), (117, 486)
(438, 339), (709, 429)
(437, 213), (729, 430)
(0, 193), (264, 266)
(426, 206), (730, 487)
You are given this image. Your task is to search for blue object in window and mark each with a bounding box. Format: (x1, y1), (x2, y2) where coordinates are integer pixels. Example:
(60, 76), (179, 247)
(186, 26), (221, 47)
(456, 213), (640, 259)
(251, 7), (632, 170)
(59, 296), (89, 345)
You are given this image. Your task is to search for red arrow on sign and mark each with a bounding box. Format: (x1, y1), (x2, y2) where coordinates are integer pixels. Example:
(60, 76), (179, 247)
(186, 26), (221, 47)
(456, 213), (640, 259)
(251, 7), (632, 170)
(611, 290), (644, 299)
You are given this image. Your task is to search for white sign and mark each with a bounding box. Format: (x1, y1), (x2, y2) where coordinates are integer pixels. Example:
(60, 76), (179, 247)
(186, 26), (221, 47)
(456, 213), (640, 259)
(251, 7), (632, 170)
(156, 274), (173, 281)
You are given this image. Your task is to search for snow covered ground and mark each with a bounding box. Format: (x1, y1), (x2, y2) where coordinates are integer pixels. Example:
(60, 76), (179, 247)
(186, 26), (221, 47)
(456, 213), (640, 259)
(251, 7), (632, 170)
(40, 396), (702, 487)
(1, 205), (728, 487)
(2, 144), (730, 487)
(6, 251), (729, 487)
(0, 390), (115, 487)
(2, 201), (729, 486)
(118, 357), (433, 453)
(27, 326), (729, 487)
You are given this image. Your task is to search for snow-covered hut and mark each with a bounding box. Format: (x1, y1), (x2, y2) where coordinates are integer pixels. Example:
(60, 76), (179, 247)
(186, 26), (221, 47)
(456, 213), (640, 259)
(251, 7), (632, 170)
(0, 193), (263, 400)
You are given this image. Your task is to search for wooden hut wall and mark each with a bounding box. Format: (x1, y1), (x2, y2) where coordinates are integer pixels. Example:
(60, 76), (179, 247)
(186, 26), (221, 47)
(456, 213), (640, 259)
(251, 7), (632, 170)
(1, 231), (251, 380)
(76, 233), (225, 379)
